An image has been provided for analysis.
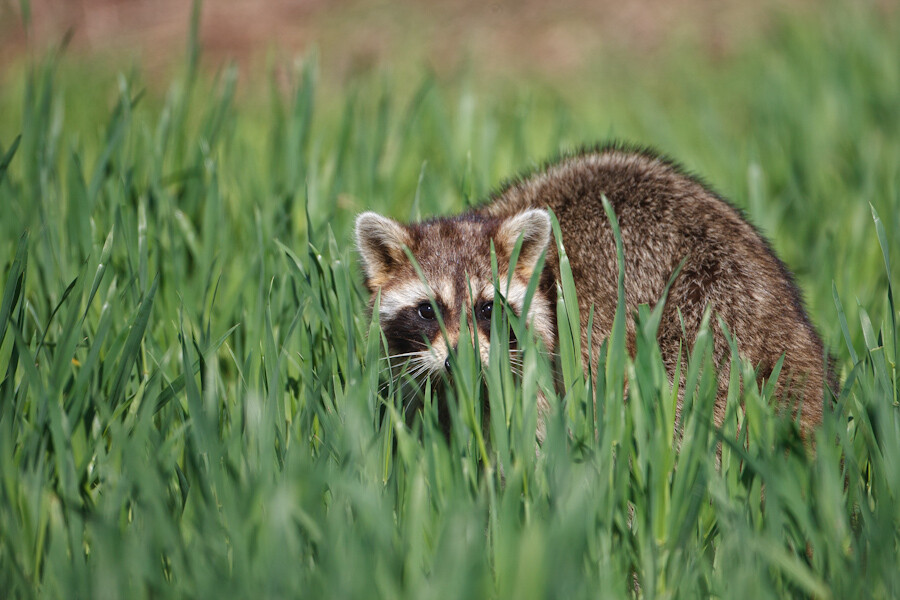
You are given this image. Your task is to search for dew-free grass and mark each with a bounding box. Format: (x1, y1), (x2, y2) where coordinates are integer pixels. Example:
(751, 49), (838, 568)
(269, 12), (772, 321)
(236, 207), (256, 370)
(1, 2), (899, 598)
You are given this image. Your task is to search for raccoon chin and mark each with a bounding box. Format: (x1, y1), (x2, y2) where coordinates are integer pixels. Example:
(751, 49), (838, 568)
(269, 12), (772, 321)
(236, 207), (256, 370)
(427, 377), (493, 442)
(385, 364), (492, 442)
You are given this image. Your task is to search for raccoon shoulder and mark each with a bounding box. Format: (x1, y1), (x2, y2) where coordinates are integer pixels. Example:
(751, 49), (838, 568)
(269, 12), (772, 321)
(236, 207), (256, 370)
(481, 144), (736, 223)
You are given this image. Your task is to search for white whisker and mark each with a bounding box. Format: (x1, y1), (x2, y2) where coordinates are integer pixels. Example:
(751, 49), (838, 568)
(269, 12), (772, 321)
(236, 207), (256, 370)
(381, 351), (428, 361)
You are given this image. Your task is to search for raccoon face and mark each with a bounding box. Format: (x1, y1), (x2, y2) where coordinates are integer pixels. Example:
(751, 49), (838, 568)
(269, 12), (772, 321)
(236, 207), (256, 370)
(355, 209), (554, 380)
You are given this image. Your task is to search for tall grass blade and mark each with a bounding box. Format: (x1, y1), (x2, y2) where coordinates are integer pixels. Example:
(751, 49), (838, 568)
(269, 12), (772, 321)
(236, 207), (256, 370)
(109, 275), (158, 408)
(0, 135), (21, 184)
(0, 232), (28, 351)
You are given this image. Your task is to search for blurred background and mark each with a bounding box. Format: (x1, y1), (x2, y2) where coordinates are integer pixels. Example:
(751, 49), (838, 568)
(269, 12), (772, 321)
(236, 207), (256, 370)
(0, 0), (851, 83)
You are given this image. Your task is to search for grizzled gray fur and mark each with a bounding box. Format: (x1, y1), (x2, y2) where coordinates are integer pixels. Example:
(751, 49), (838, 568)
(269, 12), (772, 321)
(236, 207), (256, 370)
(357, 145), (837, 436)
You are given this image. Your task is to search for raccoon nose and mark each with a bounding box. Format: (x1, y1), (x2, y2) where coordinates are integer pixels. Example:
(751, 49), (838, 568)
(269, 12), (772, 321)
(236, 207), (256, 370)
(444, 344), (457, 371)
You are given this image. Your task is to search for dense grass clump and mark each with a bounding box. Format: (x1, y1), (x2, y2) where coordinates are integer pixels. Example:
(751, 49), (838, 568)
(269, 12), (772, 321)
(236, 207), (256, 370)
(1, 4), (899, 598)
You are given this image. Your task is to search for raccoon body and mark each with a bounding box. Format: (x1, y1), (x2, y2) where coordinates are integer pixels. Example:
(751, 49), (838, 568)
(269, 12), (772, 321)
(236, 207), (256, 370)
(356, 146), (836, 434)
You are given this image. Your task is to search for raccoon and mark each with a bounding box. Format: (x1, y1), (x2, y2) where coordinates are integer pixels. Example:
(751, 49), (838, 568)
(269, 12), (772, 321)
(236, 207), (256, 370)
(356, 145), (837, 437)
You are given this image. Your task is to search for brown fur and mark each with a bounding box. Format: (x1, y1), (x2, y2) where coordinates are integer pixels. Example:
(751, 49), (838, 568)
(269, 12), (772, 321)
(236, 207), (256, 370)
(357, 145), (838, 435)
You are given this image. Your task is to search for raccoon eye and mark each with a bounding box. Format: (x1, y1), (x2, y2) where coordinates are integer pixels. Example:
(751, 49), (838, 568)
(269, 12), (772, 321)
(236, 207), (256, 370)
(479, 301), (493, 320)
(417, 303), (436, 320)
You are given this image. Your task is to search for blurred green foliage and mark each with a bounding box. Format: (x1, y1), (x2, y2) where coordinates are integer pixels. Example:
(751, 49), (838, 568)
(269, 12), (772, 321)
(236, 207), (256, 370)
(0, 1), (898, 598)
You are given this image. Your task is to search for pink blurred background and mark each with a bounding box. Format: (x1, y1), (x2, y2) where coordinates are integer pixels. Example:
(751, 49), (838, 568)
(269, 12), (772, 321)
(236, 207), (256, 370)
(0, 0), (824, 79)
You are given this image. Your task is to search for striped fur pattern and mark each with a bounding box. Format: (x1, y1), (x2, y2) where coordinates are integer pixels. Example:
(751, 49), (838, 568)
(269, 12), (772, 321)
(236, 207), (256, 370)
(355, 209), (554, 384)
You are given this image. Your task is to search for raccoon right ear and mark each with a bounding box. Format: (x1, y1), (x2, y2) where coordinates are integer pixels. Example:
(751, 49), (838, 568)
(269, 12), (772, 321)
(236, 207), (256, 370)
(498, 209), (552, 279)
(355, 212), (412, 289)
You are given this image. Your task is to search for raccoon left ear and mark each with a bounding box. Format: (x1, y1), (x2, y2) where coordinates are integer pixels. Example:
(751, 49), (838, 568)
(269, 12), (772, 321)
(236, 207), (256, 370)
(498, 209), (552, 278)
(355, 212), (412, 289)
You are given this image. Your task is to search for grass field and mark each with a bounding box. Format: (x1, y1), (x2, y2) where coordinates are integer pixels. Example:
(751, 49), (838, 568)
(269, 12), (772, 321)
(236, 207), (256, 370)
(1, 1), (899, 598)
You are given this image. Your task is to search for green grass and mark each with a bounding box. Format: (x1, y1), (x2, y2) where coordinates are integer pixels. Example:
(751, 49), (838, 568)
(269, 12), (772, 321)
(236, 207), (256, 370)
(1, 2), (899, 598)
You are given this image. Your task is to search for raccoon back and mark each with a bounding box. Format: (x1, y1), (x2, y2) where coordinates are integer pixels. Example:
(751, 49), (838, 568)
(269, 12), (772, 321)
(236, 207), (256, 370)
(480, 146), (836, 431)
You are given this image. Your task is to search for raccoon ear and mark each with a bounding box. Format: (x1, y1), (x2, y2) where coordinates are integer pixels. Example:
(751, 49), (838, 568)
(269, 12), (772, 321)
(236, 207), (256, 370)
(355, 212), (412, 288)
(498, 209), (552, 278)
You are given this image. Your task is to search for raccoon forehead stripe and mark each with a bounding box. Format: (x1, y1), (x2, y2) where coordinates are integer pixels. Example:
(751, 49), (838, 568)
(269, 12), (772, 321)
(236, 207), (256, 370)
(434, 280), (454, 307)
(378, 280), (434, 319)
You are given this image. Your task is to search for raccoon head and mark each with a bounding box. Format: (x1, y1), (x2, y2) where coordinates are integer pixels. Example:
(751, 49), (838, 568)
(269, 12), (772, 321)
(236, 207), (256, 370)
(355, 209), (555, 380)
